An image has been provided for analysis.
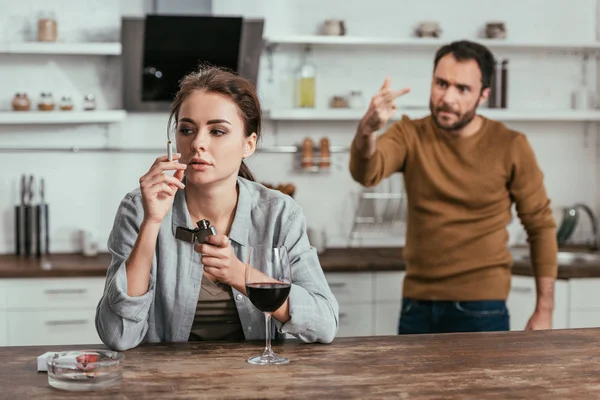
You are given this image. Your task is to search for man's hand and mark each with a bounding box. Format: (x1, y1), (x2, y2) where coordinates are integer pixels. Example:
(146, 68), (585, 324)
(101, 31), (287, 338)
(355, 77), (410, 158)
(525, 309), (552, 330)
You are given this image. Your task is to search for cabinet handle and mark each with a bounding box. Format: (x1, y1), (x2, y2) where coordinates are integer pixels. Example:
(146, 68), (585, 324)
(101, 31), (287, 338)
(45, 319), (88, 326)
(44, 289), (87, 295)
(511, 287), (533, 293)
(329, 283), (346, 289)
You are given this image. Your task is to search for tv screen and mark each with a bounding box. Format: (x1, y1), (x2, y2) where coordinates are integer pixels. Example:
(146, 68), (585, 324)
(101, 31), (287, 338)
(141, 15), (243, 102)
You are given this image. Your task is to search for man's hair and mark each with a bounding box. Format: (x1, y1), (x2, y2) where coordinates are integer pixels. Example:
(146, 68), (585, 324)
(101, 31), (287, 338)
(433, 40), (495, 89)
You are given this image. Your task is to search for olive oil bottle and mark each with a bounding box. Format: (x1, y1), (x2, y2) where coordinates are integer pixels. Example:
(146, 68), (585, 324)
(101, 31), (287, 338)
(295, 46), (316, 108)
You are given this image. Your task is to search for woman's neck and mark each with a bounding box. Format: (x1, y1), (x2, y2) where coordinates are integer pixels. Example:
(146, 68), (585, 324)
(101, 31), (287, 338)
(184, 178), (239, 234)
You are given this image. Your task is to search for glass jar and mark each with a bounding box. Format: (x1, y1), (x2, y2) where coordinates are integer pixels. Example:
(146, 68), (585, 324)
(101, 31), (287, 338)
(59, 96), (73, 111)
(295, 46), (316, 108)
(12, 93), (31, 111)
(348, 91), (365, 109)
(83, 94), (96, 111)
(38, 92), (55, 111)
(37, 11), (58, 42)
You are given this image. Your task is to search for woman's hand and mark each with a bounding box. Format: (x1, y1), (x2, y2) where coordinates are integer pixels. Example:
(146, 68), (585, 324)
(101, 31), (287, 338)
(139, 153), (186, 225)
(195, 235), (246, 291)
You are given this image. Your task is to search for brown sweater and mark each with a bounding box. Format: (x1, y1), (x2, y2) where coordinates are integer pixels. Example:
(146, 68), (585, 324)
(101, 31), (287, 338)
(349, 115), (558, 301)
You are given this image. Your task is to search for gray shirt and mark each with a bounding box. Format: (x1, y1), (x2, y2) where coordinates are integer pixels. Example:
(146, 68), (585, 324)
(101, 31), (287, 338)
(95, 177), (339, 351)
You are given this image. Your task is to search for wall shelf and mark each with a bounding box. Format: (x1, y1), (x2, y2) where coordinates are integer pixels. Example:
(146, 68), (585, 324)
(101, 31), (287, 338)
(265, 108), (600, 122)
(264, 35), (600, 52)
(0, 42), (122, 56)
(0, 110), (127, 125)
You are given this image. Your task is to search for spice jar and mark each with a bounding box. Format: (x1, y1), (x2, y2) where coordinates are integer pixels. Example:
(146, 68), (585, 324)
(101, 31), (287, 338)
(59, 96), (73, 111)
(12, 93), (31, 111)
(83, 94), (96, 111)
(348, 91), (365, 109)
(319, 137), (331, 168)
(301, 138), (315, 169)
(38, 92), (55, 111)
(37, 11), (58, 42)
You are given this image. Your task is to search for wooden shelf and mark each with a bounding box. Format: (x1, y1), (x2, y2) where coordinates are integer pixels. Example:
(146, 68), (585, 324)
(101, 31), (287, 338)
(264, 35), (600, 52)
(0, 42), (122, 55)
(0, 110), (127, 124)
(265, 108), (600, 122)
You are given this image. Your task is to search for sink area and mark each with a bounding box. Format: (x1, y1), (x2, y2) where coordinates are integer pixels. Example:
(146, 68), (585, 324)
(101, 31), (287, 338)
(510, 249), (600, 265)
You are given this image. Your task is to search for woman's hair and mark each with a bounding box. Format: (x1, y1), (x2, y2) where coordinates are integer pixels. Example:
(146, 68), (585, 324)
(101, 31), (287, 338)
(168, 65), (262, 181)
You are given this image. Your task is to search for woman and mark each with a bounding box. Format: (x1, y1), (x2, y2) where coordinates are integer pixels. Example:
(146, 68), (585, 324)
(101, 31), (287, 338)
(95, 66), (339, 351)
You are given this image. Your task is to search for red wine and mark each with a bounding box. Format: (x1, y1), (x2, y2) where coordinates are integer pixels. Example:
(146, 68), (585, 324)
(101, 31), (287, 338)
(246, 283), (291, 312)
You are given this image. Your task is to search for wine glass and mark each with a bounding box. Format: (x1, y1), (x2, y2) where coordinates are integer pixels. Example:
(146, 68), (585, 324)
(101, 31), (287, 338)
(244, 245), (292, 365)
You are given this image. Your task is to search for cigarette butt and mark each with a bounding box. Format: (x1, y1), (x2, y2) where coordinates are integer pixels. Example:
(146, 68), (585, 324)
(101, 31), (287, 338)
(167, 140), (173, 161)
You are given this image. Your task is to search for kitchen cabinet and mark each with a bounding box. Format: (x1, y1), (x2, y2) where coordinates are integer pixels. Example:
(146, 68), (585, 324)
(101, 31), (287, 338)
(0, 311), (7, 346)
(0, 277), (104, 346)
(325, 272), (374, 337)
(507, 276), (569, 330)
(325, 271), (405, 337)
(568, 278), (600, 328)
(326, 271), (585, 338)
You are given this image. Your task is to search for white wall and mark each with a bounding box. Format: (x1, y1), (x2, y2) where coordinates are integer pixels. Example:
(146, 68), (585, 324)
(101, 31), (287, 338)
(0, 0), (598, 254)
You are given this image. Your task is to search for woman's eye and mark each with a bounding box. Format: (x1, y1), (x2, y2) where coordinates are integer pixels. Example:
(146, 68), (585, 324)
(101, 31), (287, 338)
(211, 129), (227, 136)
(178, 127), (193, 135)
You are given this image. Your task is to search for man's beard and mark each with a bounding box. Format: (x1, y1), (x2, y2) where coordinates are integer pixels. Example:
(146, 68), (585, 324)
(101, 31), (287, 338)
(429, 100), (477, 132)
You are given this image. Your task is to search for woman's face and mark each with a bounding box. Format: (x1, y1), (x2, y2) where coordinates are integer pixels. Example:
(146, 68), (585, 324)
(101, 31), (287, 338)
(176, 90), (256, 186)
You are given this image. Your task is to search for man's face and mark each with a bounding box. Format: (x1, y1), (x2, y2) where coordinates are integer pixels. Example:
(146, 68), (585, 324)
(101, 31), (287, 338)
(429, 54), (489, 133)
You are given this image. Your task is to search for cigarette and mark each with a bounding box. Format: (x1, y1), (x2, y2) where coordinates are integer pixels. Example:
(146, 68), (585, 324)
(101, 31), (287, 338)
(167, 140), (173, 161)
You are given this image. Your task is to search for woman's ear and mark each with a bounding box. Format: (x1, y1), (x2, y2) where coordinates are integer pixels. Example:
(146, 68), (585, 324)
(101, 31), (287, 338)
(244, 132), (257, 158)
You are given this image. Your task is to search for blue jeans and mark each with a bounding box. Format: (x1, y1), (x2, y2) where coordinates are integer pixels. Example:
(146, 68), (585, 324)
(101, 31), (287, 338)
(397, 298), (510, 334)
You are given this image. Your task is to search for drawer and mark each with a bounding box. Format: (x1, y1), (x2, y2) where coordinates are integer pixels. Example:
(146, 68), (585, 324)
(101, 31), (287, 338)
(336, 303), (373, 337)
(0, 311), (7, 346)
(374, 272), (405, 303)
(374, 302), (401, 335)
(7, 309), (102, 346)
(569, 279), (600, 309)
(5, 278), (105, 310)
(569, 310), (600, 329)
(325, 272), (372, 304)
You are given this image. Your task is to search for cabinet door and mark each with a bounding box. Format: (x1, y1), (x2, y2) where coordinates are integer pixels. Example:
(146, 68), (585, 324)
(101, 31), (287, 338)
(569, 310), (600, 328)
(0, 311), (7, 346)
(5, 278), (105, 310)
(337, 303), (372, 337)
(324, 272), (372, 304)
(374, 302), (401, 335)
(507, 276), (536, 330)
(7, 309), (101, 346)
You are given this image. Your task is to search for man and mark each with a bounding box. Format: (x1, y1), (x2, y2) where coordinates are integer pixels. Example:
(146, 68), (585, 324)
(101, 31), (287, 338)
(349, 40), (558, 334)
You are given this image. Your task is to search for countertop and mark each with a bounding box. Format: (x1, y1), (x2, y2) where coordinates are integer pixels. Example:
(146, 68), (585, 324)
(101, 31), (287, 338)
(2, 328), (600, 399)
(1, 247), (599, 279)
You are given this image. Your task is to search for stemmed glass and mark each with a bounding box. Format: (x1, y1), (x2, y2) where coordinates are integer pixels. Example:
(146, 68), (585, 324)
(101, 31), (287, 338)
(244, 245), (292, 365)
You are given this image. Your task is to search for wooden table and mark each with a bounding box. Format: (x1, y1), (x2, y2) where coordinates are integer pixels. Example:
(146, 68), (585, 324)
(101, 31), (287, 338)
(2, 328), (600, 399)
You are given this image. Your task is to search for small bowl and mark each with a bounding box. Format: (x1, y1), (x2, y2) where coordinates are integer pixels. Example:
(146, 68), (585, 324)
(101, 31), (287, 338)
(46, 350), (124, 391)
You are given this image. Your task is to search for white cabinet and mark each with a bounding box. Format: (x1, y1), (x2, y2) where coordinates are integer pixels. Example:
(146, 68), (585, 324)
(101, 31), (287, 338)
(7, 310), (100, 346)
(507, 276), (537, 330)
(326, 271), (405, 337)
(0, 277), (105, 346)
(0, 311), (7, 346)
(373, 272), (404, 336)
(568, 278), (600, 329)
(507, 276), (568, 330)
(325, 272), (373, 337)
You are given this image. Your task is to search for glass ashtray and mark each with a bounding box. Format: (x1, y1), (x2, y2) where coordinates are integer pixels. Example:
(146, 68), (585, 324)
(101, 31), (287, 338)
(47, 350), (124, 391)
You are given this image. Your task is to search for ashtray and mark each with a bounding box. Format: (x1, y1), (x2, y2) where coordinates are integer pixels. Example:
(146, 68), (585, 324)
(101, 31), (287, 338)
(46, 350), (124, 391)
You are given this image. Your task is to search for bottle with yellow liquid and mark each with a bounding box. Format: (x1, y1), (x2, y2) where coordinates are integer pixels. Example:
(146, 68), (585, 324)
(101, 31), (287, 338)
(295, 46), (316, 108)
